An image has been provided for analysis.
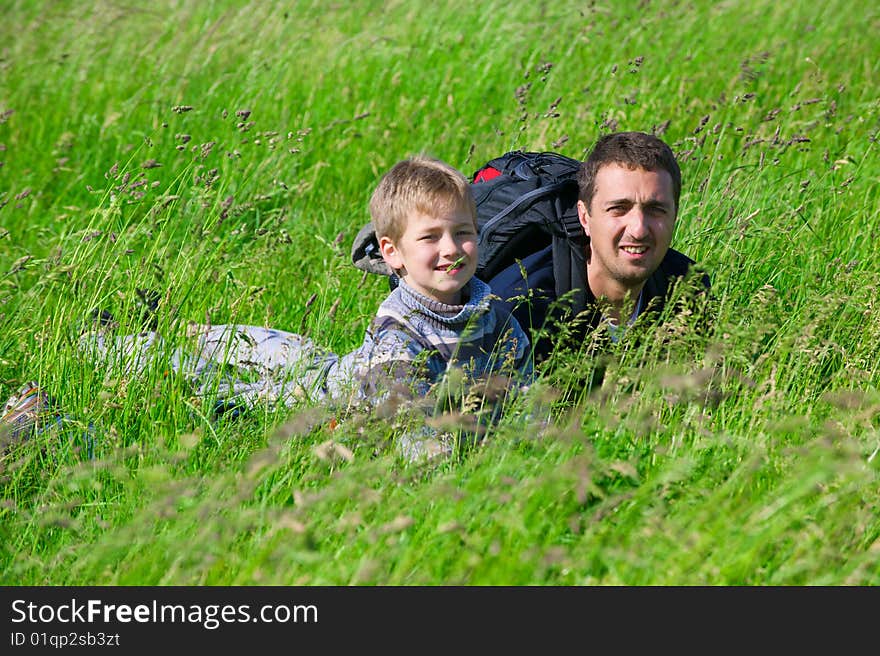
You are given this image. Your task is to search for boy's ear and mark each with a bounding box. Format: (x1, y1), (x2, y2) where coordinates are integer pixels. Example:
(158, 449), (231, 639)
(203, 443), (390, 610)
(378, 236), (405, 272)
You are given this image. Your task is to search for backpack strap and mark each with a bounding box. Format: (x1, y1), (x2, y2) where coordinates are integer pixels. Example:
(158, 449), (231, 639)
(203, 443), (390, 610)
(551, 234), (587, 309)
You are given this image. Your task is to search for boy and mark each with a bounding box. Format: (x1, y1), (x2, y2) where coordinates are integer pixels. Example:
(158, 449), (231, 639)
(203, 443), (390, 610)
(3, 156), (533, 460)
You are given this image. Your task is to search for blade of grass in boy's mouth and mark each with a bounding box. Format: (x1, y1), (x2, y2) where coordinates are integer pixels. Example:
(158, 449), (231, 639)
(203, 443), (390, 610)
(446, 256), (465, 273)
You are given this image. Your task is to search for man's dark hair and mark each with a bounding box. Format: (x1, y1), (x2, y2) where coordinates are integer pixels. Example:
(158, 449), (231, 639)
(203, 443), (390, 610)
(577, 131), (682, 213)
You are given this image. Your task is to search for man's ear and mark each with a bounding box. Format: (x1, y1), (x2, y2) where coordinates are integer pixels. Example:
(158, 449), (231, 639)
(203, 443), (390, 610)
(379, 236), (405, 273)
(576, 199), (591, 237)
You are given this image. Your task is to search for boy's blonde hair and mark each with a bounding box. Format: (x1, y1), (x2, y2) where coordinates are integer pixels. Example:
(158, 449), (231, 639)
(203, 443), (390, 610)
(369, 155), (477, 243)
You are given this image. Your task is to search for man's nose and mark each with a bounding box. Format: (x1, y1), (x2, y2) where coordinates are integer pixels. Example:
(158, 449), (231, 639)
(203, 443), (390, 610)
(626, 207), (650, 239)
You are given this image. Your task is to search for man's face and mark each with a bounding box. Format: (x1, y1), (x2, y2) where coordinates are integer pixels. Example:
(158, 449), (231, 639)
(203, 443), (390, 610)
(577, 163), (677, 301)
(378, 203), (478, 305)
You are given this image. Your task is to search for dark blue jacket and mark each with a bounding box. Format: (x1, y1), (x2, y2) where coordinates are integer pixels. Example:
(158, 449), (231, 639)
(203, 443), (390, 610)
(488, 242), (711, 362)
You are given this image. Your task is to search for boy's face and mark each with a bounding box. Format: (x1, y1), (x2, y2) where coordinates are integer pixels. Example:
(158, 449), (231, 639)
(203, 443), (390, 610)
(379, 202), (478, 305)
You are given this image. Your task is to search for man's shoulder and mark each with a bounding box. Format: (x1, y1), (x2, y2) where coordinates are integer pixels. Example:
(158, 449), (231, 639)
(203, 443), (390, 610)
(661, 247), (695, 274)
(658, 247), (711, 289)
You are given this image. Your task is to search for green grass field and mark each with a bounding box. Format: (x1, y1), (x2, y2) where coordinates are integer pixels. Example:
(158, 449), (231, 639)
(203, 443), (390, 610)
(1, 0), (878, 585)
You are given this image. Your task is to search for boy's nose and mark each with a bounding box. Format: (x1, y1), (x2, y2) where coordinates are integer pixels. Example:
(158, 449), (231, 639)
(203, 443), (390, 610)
(439, 234), (459, 255)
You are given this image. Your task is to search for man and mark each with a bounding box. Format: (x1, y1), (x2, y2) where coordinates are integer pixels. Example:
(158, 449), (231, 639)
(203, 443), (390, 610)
(488, 131), (711, 361)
